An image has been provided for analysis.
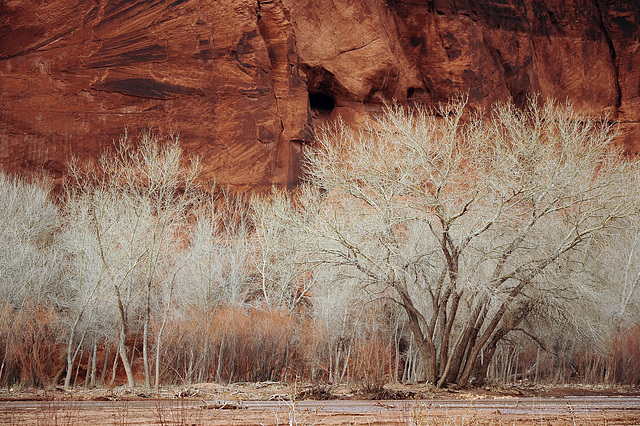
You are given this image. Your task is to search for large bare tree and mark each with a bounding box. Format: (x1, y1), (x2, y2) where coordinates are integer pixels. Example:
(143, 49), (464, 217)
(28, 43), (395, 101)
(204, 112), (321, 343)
(278, 98), (640, 387)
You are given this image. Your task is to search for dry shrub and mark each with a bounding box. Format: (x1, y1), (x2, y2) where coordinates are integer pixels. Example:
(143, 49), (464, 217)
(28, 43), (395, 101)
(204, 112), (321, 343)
(606, 323), (640, 385)
(160, 305), (299, 384)
(0, 303), (62, 387)
(298, 320), (333, 382)
(159, 305), (399, 386)
(298, 310), (397, 386)
(485, 324), (640, 386)
(534, 323), (640, 385)
(350, 332), (394, 391)
(575, 350), (607, 384)
(349, 305), (398, 387)
(216, 306), (295, 382)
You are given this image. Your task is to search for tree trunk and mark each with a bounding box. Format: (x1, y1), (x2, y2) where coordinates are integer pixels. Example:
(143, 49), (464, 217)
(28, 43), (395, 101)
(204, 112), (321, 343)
(404, 304), (436, 382)
(73, 348), (83, 387)
(438, 298), (485, 388)
(115, 286), (135, 387)
(215, 339), (224, 383)
(90, 341), (97, 387)
(110, 345), (119, 386)
(143, 313), (151, 388)
(143, 280), (151, 388)
(472, 334), (503, 387)
(118, 327), (135, 387)
(454, 303), (488, 384)
(64, 326), (87, 388)
(52, 347), (67, 386)
(437, 290), (461, 379)
(84, 347), (92, 388)
(458, 304), (530, 387)
(100, 341), (110, 385)
(395, 285), (437, 382)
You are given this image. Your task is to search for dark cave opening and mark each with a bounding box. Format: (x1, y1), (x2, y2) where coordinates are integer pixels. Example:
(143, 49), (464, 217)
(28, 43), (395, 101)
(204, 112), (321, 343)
(309, 92), (336, 114)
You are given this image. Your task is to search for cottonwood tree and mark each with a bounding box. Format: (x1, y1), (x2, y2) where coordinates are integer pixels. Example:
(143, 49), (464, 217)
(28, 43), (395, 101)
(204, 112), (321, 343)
(65, 176), (146, 387)
(310, 270), (369, 383)
(183, 191), (255, 309)
(0, 172), (65, 308)
(157, 191), (255, 385)
(61, 180), (127, 388)
(59, 198), (105, 388)
(591, 224), (640, 326)
(117, 132), (200, 389)
(558, 221), (640, 347)
(280, 98), (640, 387)
(0, 172), (67, 385)
(66, 130), (200, 387)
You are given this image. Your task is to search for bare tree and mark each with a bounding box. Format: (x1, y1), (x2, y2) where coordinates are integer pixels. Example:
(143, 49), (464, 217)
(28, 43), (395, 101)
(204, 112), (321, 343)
(0, 172), (64, 308)
(252, 191), (318, 311)
(277, 98), (640, 387)
(60, 182), (119, 388)
(153, 191), (257, 385)
(184, 191), (256, 309)
(66, 130), (200, 388)
(0, 172), (68, 386)
(563, 221), (640, 339)
(116, 132), (200, 389)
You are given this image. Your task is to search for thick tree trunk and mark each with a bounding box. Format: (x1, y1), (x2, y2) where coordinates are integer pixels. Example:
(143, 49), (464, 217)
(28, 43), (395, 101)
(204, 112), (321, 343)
(437, 290), (461, 379)
(405, 302), (437, 382)
(458, 302), (531, 387)
(454, 303), (489, 384)
(437, 298), (485, 388)
(471, 329), (507, 387)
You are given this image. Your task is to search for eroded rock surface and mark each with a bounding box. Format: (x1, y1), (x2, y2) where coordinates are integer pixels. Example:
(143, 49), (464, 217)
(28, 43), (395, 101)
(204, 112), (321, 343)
(1, 0), (639, 187)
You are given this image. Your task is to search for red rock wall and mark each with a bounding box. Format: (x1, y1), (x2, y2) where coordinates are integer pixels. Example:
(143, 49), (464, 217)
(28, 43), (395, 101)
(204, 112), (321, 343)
(1, 0), (638, 188)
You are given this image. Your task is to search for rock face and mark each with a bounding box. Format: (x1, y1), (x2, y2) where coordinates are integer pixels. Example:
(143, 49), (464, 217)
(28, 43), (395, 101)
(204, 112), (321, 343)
(1, 0), (639, 188)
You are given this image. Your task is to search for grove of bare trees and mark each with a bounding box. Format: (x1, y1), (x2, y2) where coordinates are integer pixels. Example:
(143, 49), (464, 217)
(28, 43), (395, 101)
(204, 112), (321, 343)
(1, 98), (640, 389)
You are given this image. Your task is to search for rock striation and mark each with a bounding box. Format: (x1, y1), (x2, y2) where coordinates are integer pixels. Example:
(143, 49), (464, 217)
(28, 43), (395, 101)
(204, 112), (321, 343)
(1, 0), (639, 188)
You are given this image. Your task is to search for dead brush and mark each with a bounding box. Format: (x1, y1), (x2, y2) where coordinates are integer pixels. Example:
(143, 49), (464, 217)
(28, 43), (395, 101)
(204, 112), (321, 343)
(0, 303), (62, 388)
(350, 331), (395, 397)
(608, 322), (640, 385)
(160, 305), (299, 385)
(36, 397), (80, 426)
(294, 382), (335, 400)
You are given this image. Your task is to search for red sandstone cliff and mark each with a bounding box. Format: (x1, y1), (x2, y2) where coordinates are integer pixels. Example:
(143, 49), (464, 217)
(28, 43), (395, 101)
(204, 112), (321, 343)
(1, 0), (638, 188)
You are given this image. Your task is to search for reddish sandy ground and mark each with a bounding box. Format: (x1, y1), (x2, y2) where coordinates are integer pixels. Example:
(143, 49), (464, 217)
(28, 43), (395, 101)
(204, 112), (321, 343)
(0, 382), (638, 425)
